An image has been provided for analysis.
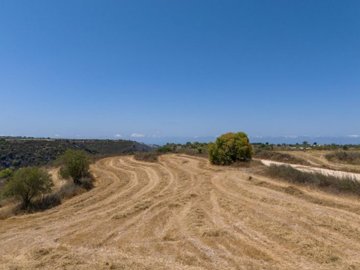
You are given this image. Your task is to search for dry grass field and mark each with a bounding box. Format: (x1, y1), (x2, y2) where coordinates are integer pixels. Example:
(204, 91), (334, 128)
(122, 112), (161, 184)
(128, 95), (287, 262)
(1, 154), (360, 269)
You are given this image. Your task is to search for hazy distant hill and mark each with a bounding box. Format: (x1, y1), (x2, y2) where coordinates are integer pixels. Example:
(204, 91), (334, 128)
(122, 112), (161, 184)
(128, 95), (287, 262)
(0, 137), (151, 169)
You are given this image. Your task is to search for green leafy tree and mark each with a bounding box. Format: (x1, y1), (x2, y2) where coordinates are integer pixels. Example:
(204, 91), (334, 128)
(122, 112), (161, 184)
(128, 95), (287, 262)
(59, 150), (90, 185)
(157, 144), (173, 154)
(209, 132), (252, 165)
(3, 167), (53, 208)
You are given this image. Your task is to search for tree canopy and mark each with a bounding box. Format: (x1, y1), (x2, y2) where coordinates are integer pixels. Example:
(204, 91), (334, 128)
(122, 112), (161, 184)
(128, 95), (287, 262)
(59, 149), (90, 185)
(209, 132), (252, 165)
(3, 167), (53, 208)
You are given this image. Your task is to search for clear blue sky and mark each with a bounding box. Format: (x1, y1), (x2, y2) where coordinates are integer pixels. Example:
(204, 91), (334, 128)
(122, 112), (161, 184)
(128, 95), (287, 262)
(1, 1), (359, 143)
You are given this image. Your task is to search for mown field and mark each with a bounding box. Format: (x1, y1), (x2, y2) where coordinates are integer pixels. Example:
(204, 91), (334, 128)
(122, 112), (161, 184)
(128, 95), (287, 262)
(1, 154), (360, 269)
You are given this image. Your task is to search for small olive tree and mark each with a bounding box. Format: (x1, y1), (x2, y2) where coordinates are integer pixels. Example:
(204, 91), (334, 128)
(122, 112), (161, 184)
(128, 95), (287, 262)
(209, 132), (252, 165)
(59, 149), (90, 185)
(3, 167), (53, 208)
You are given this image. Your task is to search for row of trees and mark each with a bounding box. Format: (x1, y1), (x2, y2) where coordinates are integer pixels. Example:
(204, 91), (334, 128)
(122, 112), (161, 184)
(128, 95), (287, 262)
(1, 149), (91, 209)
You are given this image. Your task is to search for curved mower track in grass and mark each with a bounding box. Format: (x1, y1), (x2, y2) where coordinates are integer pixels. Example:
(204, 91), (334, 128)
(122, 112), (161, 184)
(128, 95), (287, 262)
(1, 154), (360, 269)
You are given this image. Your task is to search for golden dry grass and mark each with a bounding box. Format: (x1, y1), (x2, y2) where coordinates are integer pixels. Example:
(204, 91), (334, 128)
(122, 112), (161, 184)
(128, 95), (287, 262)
(280, 150), (360, 173)
(1, 154), (360, 269)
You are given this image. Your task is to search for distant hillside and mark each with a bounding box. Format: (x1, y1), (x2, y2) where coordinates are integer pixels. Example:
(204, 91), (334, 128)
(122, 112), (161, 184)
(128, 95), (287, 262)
(0, 137), (151, 169)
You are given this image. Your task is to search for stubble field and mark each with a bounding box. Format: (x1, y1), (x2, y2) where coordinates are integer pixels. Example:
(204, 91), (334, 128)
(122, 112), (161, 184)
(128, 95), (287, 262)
(1, 154), (360, 269)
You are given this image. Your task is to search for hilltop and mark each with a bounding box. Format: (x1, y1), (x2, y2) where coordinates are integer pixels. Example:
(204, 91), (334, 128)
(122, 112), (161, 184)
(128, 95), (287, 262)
(0, 137), (151, 169)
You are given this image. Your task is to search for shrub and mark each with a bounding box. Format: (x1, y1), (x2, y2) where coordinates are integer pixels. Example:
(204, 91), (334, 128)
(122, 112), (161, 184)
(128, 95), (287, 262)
(266, 165), (360, 195)
(325, 151), (360, 165)
(157, 145), (173, 154)
(134, 152), (159, 162)
(30, 193), (61, 211)
(209, 132), (252, 165)
(254, 150), (311, 166)
(58, 182), (84, 199)
(2, 167), (53, 208)
(79, 177), (94, 190)
(0, 168), (13, 179)
(58, 149), (90, 185)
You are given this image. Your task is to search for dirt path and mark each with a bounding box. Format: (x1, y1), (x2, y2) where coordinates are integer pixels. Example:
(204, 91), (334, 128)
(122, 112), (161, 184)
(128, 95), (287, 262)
(1, 155), (360, 269)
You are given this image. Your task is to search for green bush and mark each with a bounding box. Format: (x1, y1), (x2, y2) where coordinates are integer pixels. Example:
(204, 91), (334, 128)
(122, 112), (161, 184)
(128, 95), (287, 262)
(2, 167), (53, 208)
(157, 145), (173, 153)
(209, 132), (252, 165)
(0, 168), (13, 179)
(58, 149), (90, 185)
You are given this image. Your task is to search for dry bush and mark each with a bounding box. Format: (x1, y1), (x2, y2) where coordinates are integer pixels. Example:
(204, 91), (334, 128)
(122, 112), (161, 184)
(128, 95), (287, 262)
(1, 193), (62, 215)
(0, 206), (18, 220)
(134, 152), (159, 162)
(255, 150), (311, 166)
(325, 151), (360, 165)
(266, 165), (360, 196)
(58, 182), (85, 199)
(232, 159), (264, 168)
(79, 177), (94, 190)
(0, 197), (19, 219)
(29, 193), (61, 211)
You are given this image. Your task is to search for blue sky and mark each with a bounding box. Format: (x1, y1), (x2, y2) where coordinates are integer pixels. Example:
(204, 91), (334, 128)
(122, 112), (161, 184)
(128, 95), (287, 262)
(0, 1), (359, 143)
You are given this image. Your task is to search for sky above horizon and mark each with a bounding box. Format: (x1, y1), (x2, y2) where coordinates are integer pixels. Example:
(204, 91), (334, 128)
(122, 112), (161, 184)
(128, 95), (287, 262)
(1, 1), (359, 143)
